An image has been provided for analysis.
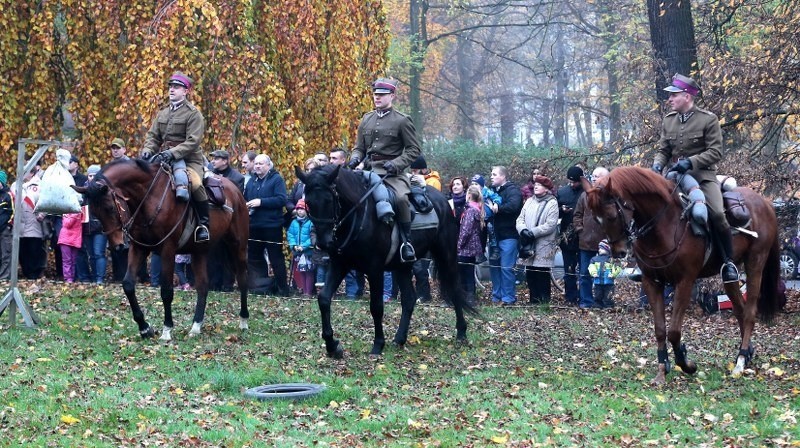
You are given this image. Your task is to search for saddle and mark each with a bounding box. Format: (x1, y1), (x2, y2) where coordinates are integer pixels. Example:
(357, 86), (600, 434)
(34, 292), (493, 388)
(723, 190), (750, 227)
(204, 175), (226, 207)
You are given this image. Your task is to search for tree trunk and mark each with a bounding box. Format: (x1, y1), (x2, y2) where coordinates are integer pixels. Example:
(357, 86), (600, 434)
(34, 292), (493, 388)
(500, 92), (515, 146)
(408, 0), (425, 139)
(553, 28), (567, 146)
(456, 35), (476, 142)
(647, 0), (698, 102)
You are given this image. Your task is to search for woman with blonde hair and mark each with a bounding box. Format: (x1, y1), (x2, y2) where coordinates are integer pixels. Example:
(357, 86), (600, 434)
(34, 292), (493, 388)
(457, 184), (485, 305)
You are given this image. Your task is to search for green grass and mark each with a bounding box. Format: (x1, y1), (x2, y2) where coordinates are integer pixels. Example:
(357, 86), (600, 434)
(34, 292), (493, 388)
(1, 281), (799, 447)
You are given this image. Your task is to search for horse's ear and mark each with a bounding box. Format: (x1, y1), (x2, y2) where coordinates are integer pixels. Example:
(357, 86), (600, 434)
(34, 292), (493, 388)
(326, 164), (341, 183)
(72, 185), (87, 194)
(294, 166), (307, 183)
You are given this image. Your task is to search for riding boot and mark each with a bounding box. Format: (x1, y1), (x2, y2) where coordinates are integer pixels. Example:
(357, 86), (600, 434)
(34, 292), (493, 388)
(399, 221), (416, 263)
(194, 199), (210, 243)
(173, 160), (190, 202)
(717, 228), (739, 283)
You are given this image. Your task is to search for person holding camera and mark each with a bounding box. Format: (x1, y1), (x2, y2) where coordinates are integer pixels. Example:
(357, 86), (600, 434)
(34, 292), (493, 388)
(516, 175), (559, 304)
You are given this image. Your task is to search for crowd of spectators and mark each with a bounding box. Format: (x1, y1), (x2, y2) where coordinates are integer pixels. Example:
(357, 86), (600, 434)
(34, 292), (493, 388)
(0, 142), (622, 309)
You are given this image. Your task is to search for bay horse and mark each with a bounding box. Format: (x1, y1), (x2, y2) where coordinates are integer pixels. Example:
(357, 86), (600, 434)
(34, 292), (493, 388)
(295, 164), (476, 358)
(582, 166), (781, 384)
(73, 159), (250, 340)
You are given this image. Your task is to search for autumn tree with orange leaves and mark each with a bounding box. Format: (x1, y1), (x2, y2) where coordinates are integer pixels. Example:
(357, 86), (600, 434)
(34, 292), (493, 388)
(0, 0), (388, 181)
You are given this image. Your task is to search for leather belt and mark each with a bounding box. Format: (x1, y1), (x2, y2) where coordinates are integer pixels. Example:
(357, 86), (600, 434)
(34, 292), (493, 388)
(369, 154), (394, 162)
(161, 140), (182, 150)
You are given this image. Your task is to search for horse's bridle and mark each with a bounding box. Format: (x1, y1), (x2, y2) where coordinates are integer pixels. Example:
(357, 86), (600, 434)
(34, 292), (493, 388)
(101, 164), (190, 248)
(605, 187), (691, 269)
(306, 173), (386, 253)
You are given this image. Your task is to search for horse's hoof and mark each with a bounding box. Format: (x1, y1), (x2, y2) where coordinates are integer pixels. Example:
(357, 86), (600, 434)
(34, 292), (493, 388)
(326, 346), (344, 359)
(140, 325), (155, 339)
(392, 340), (406, 349)
(732, 357), (747, 377)
(189, 322), (202, 336)
(650, 364), (668, 386)
(681, 360), (697, 375)
(369, 342), (385, 357)
(239, 318), (249, 331)
(159, 325), (174, 341)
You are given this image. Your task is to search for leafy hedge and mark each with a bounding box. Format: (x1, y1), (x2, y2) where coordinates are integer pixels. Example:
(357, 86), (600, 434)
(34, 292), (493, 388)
(424, 140), (594, 187)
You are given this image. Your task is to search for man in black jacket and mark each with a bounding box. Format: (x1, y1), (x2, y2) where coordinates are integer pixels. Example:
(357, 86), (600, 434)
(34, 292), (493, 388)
(488, 166), (523, 305)
(557, 165), (583, 306)
(208, 149), (245, 291)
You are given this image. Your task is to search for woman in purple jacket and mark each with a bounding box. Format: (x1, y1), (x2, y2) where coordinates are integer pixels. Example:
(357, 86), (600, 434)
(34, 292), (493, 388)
(457, 185), (485, 305)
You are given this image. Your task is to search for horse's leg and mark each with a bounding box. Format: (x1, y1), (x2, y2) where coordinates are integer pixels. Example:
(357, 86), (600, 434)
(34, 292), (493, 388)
(157, 252), (177, 340)
(189, 251), (209, 336)
(729, 269), (758, 375)
(122, 246), (152, 338)
(319, 263), (347, 358)
(642, 277), (668, 385)
(668, 278), (697, 375)
(431, 242), (469, 343)
(393, 267), (417, 347)
(230, 238), (250, 330)
(366, 270), (386, 357)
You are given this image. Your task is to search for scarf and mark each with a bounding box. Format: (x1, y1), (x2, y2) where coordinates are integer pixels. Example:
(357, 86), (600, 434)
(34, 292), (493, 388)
(451, 191), (466, 209)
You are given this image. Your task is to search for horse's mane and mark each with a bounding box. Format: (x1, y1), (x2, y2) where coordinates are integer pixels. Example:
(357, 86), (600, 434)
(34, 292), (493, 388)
(307, 164), (368, 205)
(87, 158), (155, 199)
(606, 166), (674, 204)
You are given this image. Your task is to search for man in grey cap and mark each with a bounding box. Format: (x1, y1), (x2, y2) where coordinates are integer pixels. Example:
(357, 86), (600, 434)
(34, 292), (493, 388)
(210, 149), (245, 192)
(653, 73), (738, 283)
(349, 77), (421, 262)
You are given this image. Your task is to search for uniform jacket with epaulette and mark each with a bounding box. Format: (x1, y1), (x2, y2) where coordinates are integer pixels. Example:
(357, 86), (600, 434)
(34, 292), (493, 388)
(351, 108), (421, 172)
(143, 101), (206, 177)
(654, 105), (722, 183)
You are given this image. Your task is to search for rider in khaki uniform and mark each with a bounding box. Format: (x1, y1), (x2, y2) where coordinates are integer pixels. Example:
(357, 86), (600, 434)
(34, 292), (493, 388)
(652, 73), (738, 283)
(349, 78), (421, 262)
(141, 72), (210, 243)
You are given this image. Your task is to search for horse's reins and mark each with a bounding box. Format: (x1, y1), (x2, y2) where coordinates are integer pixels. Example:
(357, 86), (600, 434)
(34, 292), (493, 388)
(107, 164), (191, 248)
(612, 179), (692, 269)
(310, 171), (387, 253)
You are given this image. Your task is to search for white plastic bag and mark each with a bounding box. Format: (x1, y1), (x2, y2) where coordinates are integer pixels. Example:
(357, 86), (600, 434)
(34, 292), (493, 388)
(34, 149), (82, 214)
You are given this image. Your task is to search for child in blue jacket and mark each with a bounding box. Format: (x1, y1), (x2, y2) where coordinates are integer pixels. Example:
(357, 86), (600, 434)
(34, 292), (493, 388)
(287, 199), (315, 295)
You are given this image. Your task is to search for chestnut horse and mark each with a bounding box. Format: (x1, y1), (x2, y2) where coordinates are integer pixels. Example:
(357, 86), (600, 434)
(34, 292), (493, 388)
(73, 159), (250, 340)
(583, 166), (781, 384)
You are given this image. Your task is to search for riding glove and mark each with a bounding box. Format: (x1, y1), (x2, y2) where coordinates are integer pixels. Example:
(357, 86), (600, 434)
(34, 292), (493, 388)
(347, 157), (361, 170)
(669, 159), (692, 174)
(151, 151), (174, 164)
(651, 163), (662, 174)
(140, 150), (153, 160)
(383, 161), (398, 175)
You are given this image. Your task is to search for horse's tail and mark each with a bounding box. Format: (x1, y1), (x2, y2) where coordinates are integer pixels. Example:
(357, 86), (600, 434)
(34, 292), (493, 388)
(431, 212), (479, 317)
(758, 235), (782, 323)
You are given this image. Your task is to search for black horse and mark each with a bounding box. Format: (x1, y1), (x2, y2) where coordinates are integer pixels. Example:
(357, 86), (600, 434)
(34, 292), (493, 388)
(296, 164), (476, 358)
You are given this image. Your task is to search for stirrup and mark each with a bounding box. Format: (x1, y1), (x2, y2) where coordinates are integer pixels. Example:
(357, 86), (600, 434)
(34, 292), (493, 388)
(721, 261), (739, 284)
(400, 242), (416, 263)
(176, 186), (190, 202)
(194, 225), (210, 243)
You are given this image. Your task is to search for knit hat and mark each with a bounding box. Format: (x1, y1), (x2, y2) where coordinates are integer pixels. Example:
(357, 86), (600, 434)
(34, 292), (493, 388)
(295, 199), (307, 210)
(409, 155), (427, 170)
(567, 166), (584, 182)
(87, 165), (101, 176)
(0, 170), (6, 185)
(533, 175), (554, 193)
(598, 239), (611, 254)
(470, 174), (485, 188)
